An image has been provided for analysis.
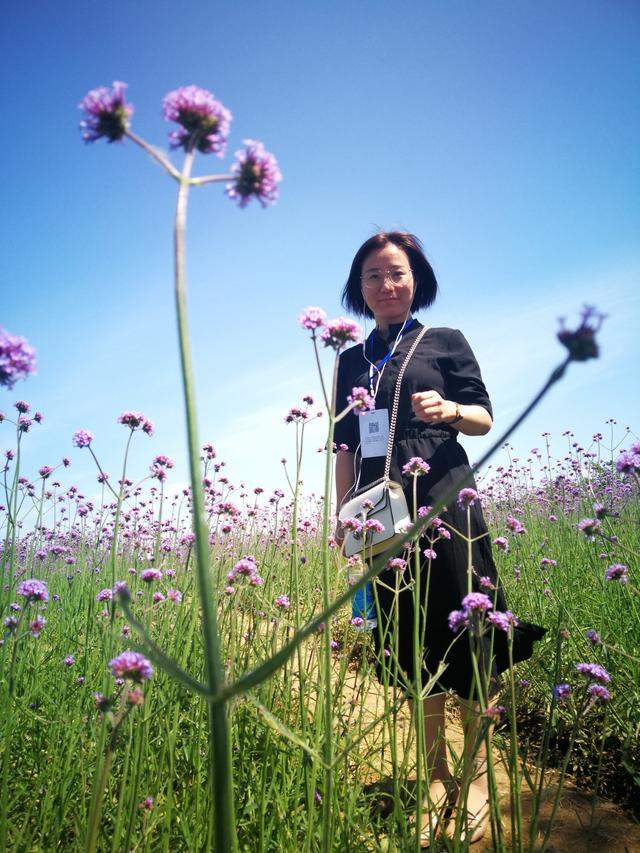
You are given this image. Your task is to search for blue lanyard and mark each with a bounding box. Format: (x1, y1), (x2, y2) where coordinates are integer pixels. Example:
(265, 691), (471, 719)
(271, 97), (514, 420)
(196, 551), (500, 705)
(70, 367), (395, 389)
(367, 317), (416, 397)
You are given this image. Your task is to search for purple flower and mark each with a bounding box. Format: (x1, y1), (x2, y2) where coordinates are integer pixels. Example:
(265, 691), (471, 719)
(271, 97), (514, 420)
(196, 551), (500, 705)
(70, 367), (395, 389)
(616, 451), (640, 474)
(16, 579), (49, 603)
(226, 139), (282, 208)
(320, 318), (362, 351)
(284, 406), (309, 424)
(556, 304), (606, 361)
(167, 588), (182, 603)
(39, 466), (54, 479)
(153, 454), (174, 468)
(422, 548), (437, 560)
(152, 591), (165, 604)
(299, 307), (327, 330)
(163, 85), (232, 155)
(492, 536), (509, 553)
(402, 457), (431, 476)
(29, 615), (46, 638)
(139, 796), (154, 810)
(577, 518), (601, 539)
(585, 629), (601, 646)
(149, 464), (167, 481)
(386, 557), (406, 572)
(72, 429), (93, 448)
(64, 655), (75, 667)
(587, 684), (610, 703)
(350, 616), (365, 628)
(506, 514), (526, 535)
(486, 705), (506, 723)
(274, 594), (290, 609)
(448, 609), (468, 633)
(605, 563), (628, 584)
(0, 328), (36, 389)
(575, 662), (610, 684)
(96, 588), (113, 602)
(363, 518), (384, 534)
(457, 487), (478, 508)
(140, 568), (162, 583)
(461, 592), (493, 613)
(17, 415), (32, 432)
(117, 412), (153, 434)
(486, 610), (519, 632)
(347, 386), (375, 414)
(553, 683), (572, 702)
(108, 651), (153, 683)
(341, 517), (362, 534)
(540, 557), (557, 568)
(79, 81), (133, 143)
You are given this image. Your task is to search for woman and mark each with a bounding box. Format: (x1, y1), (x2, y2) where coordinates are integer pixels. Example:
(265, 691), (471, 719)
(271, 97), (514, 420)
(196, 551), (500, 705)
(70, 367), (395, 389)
(333, 231), (546, 845)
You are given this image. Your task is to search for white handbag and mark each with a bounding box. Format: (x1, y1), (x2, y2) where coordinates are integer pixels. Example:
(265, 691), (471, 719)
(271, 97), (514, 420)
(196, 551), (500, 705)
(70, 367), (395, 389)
(338, 325), (429, 558)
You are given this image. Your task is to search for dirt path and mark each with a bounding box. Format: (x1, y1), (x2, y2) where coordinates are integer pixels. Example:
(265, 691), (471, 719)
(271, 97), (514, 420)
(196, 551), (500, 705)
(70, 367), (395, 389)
(334, 666), (640, 851)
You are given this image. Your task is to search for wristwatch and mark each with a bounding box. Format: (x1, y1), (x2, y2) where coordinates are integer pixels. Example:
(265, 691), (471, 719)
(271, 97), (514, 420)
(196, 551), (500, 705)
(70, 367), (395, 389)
(448, 402), (464, 425)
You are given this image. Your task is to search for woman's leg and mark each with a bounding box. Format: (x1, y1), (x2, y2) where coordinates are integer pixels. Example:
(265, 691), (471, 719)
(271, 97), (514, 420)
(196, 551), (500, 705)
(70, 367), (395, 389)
(454, 696), (492, 796)
(406, 691), (459, 837)
(448, 695), (496, 841)
(408, 692), (452, 781)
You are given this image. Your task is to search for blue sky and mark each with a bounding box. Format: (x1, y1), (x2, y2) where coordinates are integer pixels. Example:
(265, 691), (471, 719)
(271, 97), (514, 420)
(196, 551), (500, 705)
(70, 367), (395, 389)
(3, 0), (639, 508)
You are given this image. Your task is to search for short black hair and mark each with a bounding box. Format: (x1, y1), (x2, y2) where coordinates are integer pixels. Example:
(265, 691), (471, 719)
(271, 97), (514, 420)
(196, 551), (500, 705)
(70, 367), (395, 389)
(341, 230), (439, 318)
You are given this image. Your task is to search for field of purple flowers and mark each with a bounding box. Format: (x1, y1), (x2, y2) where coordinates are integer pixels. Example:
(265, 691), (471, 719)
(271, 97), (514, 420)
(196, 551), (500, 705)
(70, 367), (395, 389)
(0, 375), (637, 850)
(1, 80), (638, 851)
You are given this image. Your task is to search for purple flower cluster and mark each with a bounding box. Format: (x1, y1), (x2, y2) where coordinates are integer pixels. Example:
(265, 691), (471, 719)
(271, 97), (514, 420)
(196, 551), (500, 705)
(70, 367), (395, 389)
(320, 318), (362, 351)
(457, 487), (478, 508)
(109, 651), (153, 683)
(347, 386), (375, 415)
(576, 517), (602, 539)
(16, 579), (49, 603)
(72, 429), (93, 448)
(616, 446), (640, 474)
(140, 568), (163, 583)
(605, 563), (628, 584)
(226, 555), (264, 588)
(162, 85), (232, 155)
(402, 457), (431, 476)
(79, 81), (133, 143)
(117, 412), (154, 435)
(556, 304), (606, 361)
(575, 662), (611, 684)
(298, 307), (327, 330)
(505, 514), (526, 535)
(553, 683), (572, 703)
(226, 139), (282, 208)
(0, 327), (36, 389)
(448, 592), (517, 635)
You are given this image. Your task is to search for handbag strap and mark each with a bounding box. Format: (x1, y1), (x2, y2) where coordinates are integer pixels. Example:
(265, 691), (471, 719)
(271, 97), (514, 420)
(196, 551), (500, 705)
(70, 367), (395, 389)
(383, 324), (429, 481)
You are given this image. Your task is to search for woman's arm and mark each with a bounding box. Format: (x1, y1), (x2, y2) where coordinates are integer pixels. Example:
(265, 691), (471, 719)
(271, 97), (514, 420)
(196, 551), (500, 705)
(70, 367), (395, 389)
(334, 450), (356, 545)
(445, 402), (492, 436)
(411, 393), (493, 436)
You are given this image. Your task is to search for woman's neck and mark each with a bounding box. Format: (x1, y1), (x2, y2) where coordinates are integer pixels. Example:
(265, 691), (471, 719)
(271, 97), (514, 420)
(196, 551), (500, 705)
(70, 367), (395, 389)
(375, 312), (413, 339)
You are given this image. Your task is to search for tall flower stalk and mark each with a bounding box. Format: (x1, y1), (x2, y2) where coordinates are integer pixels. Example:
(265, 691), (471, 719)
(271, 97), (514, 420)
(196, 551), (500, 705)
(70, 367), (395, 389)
(79, 80), (281, 851)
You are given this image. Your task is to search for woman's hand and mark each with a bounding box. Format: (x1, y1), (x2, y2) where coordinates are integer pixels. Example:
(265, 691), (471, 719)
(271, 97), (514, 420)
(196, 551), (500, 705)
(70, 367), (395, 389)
(411, 390), (456, 424)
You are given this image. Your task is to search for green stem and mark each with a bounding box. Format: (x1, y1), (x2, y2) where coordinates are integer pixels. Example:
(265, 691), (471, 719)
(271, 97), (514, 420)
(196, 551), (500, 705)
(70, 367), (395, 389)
(320, 354), (339, 853)
(173, 147), (237, 852)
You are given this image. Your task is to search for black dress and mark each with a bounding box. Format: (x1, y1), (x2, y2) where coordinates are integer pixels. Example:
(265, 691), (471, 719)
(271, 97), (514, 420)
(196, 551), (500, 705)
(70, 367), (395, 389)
(334, 319), (546, 700)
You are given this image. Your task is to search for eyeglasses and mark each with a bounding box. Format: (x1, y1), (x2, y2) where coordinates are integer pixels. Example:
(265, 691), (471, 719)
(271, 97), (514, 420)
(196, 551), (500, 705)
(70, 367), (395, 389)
(360, 268), (412, 290)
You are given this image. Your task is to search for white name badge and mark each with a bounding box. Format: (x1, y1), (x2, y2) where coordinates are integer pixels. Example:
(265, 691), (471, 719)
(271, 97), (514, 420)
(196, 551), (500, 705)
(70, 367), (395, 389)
(359, 408), (389, 458)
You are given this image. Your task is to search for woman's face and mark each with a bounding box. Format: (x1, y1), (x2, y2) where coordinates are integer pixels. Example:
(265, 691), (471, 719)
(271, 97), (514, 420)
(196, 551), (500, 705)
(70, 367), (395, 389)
(360, 243), (415, 324)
